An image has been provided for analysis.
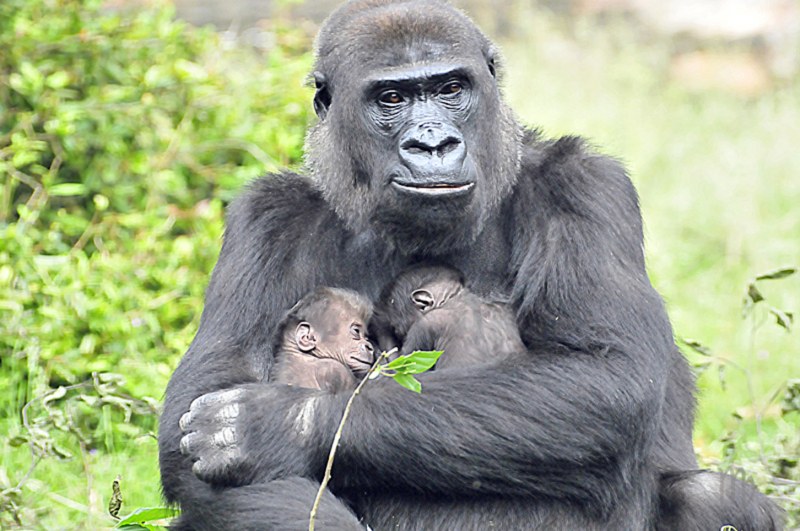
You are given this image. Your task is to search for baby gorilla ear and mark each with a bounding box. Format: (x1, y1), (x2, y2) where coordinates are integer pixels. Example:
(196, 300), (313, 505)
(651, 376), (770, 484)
(295, 322), (317, 352)
(411, 289), (435, 312)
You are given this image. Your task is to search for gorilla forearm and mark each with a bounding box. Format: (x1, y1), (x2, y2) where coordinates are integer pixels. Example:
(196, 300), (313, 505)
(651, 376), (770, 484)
(330, 354), (660, 500)
(211, 351), (662, 506)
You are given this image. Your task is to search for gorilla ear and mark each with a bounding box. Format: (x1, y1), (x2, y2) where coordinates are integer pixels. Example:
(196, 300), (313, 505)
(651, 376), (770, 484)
(312, 71), (332, 119)
(411, 289), (435, 312)
(485, 49), (498, 78)
(296, 322), (317, 352)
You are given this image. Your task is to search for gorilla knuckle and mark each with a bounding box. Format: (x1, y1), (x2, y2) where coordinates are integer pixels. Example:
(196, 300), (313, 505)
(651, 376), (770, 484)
(191, 388), (244, 411)
(178, 410), (194, 432)
(212, 426), (238, 448)
(215, 402), (240, 423)
(179, 431), (201, 457)
(191, 459), (213, 481)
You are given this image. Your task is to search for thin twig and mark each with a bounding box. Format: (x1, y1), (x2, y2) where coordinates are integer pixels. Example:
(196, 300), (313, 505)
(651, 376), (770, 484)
(308, 348), (396, 531)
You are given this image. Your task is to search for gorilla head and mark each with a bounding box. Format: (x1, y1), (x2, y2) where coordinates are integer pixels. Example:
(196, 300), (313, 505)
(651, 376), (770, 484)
(306, 0), (523, 254)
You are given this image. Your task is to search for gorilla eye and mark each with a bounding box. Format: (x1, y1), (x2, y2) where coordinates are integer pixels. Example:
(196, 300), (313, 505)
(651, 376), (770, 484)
(441, 82), (463, 95)
(379, 90), (404, 105)
(350, 324), (363, 339)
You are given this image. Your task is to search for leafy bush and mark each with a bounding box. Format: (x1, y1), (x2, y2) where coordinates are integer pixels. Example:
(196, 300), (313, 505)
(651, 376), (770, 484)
(1, 0), (313, 399)
(0, 0), (313, 526)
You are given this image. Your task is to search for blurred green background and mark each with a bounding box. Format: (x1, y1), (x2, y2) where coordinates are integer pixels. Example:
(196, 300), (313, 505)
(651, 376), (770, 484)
(1, 0), (798, 528)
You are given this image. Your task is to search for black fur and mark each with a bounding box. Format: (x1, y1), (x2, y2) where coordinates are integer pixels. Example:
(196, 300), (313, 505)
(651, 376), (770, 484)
(159, 0), (782, 529)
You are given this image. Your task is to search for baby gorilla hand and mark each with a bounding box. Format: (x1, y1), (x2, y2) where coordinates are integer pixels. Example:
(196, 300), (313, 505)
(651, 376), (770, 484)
(179, 388), (249, 486)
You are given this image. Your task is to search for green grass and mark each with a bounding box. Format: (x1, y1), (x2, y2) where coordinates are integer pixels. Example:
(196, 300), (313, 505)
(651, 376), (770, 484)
(0, 432), (161, 528)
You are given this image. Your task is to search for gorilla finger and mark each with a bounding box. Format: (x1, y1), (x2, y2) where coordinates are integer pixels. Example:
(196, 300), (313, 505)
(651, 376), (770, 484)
(179, 431), (203, 457)
(215, 402), (240, 424)
(179, 410), (194, 432)
(189, 388), (245, 412)
(212, 426), (238, 448)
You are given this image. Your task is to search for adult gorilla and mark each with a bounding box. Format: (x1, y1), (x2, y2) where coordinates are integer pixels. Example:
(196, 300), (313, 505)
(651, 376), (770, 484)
(159, 0), (781, 529)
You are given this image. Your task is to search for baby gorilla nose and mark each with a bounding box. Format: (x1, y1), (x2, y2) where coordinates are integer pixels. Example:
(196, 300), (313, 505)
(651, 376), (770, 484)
(353, 340), (375, 368)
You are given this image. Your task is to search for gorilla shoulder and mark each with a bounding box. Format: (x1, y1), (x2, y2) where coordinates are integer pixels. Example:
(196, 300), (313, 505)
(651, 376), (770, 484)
(229, 172), (330, 226)
(517, 130), (642, 231)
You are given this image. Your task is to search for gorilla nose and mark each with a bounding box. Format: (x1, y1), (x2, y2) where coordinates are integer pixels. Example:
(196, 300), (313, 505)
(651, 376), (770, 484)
(399, 123), (466, 175)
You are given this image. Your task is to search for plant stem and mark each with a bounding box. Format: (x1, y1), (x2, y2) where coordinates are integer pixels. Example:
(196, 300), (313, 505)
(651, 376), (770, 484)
(308, 349), (395, 531)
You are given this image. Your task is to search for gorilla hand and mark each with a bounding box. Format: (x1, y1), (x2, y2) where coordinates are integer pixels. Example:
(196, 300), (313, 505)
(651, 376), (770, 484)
(179, 388), (249, 485)
(179, 384), (346, 486)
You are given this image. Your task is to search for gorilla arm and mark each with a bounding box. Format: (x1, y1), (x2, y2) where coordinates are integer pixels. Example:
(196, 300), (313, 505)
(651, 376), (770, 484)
(158, 174), (354, 497)
(179, 337), (664, 516)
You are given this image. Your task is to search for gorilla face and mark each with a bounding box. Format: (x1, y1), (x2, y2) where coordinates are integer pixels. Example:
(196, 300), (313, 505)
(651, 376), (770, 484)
(366, 63), (478, 198)
(306, 0), (523, 254)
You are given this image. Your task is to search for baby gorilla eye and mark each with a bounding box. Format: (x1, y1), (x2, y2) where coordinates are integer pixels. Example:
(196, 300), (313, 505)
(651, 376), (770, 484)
(379, 90), (404, 105)
(350, 324), (363, 339)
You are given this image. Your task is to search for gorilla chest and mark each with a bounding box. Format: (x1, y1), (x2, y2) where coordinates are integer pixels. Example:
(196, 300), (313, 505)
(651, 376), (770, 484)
(325, 227), (512, 302)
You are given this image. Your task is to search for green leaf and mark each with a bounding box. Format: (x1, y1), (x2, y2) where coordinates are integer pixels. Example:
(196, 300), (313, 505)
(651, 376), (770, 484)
(383, 357), (415, 371)
(46, 71), (70, 89)
(116, 507), (177, 527)
(755, 267), (797, 281)
(385, 350), (443, 375)
(392, 373), (422, 393)
(746, 283), (764, 304)
(49, 183), (87, 196)
(8, 435), (28, 447)
(781, 379), (800, 415)
(769, 307), (794, 331)
(174, 59), (208, 82)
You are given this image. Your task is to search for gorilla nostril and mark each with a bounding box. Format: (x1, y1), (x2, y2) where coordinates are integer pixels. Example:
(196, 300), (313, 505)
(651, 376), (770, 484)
(402, 139), (434, 156)
(437, 138), (461, 157)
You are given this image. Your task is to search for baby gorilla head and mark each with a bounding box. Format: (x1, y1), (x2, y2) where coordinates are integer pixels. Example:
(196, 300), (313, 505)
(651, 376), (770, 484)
(270, 287), (375, 392)
(371, 265), (465, 348)
(372, 265), (525, 369)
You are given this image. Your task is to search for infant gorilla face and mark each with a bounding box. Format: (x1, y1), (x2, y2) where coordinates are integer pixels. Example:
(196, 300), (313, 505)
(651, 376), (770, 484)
(295, 299), (375, 375)
(271, 288), (376, 392)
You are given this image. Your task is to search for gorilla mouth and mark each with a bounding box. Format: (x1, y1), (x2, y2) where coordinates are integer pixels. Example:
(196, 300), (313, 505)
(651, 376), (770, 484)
(350, 356), (375, 376)
(391, 181), (475, 197)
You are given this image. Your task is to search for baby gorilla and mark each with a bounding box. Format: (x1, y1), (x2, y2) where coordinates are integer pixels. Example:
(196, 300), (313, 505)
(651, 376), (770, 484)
(371, 265), (525, 368)
(269, 287), (375, 392)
